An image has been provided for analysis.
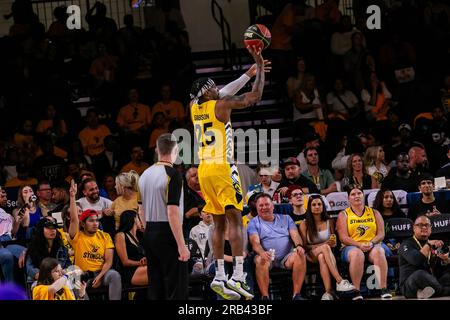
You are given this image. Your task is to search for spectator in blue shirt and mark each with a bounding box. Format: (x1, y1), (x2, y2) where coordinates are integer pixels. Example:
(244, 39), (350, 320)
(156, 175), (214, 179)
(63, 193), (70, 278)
(248, 193), (307, 300)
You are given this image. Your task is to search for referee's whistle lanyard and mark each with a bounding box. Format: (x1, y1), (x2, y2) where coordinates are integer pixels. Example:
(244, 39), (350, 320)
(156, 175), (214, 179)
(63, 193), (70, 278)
(413, 236), (432, 273)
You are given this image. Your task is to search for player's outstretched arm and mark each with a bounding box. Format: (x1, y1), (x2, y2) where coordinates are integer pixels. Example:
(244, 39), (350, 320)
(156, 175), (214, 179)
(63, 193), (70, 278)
(248, 45), (265, 101)
(216, 46), (265, 112)
(218, 60), (271, 98)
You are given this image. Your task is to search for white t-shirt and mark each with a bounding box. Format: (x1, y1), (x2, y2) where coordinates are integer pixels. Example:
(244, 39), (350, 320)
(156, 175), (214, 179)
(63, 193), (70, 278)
(326, 90), (359, 115)
(293, 89), (322, 121)
(331, 28), (365, 56)
(76, 197), (112, 213)
(367, 164), (389, 182)
(189, 221), (213, 258)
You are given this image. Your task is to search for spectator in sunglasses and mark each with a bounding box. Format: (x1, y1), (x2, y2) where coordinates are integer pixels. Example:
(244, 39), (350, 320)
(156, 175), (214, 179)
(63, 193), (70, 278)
(26, 217), (71, 281)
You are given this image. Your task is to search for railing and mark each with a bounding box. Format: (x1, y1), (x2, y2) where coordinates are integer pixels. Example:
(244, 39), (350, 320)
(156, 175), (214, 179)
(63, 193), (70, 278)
(211, 0), (235, 68)
(30, 0), (146, 31)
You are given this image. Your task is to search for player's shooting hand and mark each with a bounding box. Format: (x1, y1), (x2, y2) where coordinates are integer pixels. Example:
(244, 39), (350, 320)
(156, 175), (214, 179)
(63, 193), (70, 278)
(246, 45), (264, 65)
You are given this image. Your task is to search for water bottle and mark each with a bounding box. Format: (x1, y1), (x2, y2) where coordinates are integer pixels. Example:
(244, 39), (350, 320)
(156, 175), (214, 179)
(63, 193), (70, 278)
(269, 248), (275, 261)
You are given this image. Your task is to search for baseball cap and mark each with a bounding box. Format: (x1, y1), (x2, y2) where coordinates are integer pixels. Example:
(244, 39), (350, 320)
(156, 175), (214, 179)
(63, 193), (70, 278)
(398, 123), (412, 132)
(417, 173), (434, 185)
(36, 218), (58, 229)
(286, 185), (303, 199)
(43, 219), (58, 229)
(282, 157), (300, 168)
(80, 209), (99, 222)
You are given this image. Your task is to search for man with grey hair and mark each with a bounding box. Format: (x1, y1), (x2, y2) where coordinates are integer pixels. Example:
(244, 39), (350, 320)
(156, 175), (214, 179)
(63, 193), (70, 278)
(139, 133), (189, 300)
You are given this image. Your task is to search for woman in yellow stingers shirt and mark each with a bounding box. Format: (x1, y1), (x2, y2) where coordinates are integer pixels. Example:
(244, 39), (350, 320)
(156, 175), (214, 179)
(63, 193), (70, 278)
(336, 185), (392, 300)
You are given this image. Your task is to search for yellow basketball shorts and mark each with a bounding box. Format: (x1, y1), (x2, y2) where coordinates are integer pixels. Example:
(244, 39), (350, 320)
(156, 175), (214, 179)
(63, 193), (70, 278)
(198, 162), (243, 215)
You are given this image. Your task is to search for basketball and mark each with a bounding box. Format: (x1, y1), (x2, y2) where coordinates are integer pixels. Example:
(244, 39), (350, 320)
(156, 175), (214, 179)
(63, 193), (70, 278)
(243, 24), (271, 51)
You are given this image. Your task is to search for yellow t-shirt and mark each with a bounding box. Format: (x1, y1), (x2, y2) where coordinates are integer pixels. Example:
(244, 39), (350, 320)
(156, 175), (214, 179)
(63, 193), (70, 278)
(58, 229), (74, 264)
(78, 125), (112, 157)
(191, 100), (233, 164)
(344, 206), (377, 244)
(153, 100), (185, 122)
(242, 214), (254, 228)
(72, 231), (115, 272)
(120, 161), (149, 176)
(36, 119), (68, 135)
(14, 133), (34, 149)
(32, 285), (75, 300)
(148, 127), (169, 148)
(5, 177), (38, 188)
(111, 194), (139, 230)
(116, 103), (152, 132)
(269, 4), (295, 50)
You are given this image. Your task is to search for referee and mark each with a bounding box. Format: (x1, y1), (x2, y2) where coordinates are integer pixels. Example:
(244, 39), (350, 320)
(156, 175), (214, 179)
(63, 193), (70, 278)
(139, 133), (190, 300)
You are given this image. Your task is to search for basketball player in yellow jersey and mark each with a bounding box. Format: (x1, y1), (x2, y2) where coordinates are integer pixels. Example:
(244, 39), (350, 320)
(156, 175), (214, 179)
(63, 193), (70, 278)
(189, 46), (265, 300)
(336, 185), (392, 300)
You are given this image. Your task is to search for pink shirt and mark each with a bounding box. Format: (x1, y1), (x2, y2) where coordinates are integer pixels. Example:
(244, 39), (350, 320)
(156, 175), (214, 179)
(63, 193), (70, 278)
(0, 209), (13, 237)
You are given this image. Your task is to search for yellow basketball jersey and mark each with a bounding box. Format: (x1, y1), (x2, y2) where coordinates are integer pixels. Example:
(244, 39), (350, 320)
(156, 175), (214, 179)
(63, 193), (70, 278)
(191, 100), (233, 164)
(345, 206), (377, 243)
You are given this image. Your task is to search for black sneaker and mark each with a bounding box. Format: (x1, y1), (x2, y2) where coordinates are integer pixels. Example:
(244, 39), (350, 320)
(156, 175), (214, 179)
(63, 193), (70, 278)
(380, 288), (393, 299)
(292, 293), (306, 300)
(352, 290), (363, 300)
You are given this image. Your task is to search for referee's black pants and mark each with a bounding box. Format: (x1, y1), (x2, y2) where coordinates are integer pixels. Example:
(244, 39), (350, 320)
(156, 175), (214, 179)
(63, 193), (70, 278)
(144, 222), (188, 300)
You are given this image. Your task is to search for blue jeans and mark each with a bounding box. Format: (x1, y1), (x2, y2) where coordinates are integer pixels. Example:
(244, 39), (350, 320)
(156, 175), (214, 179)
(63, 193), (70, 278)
(0, 235), (12, 242)
(0, 244), (26, 283)
(340, 242), (395, 280)
(341, 242), (392, 263)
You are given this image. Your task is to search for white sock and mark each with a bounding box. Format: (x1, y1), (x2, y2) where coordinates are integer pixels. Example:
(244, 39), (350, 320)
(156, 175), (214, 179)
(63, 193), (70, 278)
(215, 259), (226, 279)
(232, 256), (244, 278)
